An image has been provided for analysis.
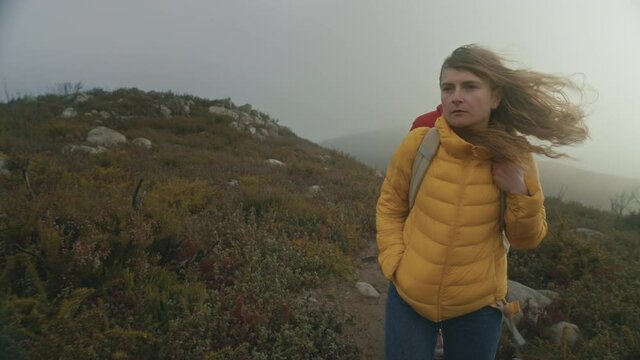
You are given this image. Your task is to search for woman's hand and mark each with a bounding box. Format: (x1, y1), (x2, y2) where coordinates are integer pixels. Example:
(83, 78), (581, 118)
(492, 161), (529, 195)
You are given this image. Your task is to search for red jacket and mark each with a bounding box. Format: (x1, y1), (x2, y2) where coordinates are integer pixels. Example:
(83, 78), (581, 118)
(411, 104), (442, 130)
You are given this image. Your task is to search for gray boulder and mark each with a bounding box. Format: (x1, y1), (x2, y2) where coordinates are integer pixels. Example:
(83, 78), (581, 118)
(209, 106), (239, 120)
(507, 280), (554, 324)
(166, 98), (190, 116)
(355, 282), (380, 298)
(537, 289), (560, 301)
(86, 126), (127, 147)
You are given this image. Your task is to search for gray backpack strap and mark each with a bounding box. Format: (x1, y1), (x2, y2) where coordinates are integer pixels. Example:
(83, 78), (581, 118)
(499, 191), (505, 232)
(499, 191), (510, 253)
(408, 128), (440, 209)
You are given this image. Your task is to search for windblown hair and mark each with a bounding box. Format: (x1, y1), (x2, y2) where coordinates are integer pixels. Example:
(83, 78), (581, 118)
(440, 44), (589, 165)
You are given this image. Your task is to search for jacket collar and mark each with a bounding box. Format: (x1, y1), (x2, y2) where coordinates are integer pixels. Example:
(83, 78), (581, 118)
(435, 116), (492, 161)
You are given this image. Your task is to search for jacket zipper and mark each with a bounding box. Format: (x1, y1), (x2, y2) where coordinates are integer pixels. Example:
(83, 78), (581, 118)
(436, 158), (471, 321)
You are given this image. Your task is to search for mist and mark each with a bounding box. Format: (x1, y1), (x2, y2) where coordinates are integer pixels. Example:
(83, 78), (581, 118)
(1, 0), (639, 178)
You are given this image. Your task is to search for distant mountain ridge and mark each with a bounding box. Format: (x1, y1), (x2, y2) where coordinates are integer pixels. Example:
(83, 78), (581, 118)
(321, 127), (640, 212)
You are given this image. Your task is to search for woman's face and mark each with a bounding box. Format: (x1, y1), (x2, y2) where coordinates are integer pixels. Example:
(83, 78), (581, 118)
(440, 68), (500, 131)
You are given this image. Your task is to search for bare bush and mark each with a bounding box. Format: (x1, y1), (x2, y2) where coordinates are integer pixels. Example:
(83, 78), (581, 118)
(609, 190), (638, 217)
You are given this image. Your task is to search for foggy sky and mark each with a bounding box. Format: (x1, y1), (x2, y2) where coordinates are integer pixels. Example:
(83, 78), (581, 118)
(1, 0), (639, 178)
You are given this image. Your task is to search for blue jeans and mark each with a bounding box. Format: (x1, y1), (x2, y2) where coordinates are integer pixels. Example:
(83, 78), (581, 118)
(385, 283), (503, 360)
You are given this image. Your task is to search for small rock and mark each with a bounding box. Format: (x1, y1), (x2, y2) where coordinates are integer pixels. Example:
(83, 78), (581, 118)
(308, 185), (322, 194)
(248, 127), (257, 135)
(265, 120), (279, 135)
(64, 145), (107, 155)
(228, 179), (239, 187)
(74, 93), (91, 103)
(132, 138), (152, 149)
(252, 116), (265, 126)
(572, 228), (604, 239)
(61, 108), (77, 118)
(99, 110), (111, 119)
(265, 159), (286, 167)
(355, 282), (380, 298)
(238, 112), (253, 125)
(229, 121), (243, 131)
(160, 105), (172, 118)
(549, 321), (580, 346)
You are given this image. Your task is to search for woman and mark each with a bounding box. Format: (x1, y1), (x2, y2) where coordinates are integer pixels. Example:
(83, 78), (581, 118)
(376, 44), (588, 360)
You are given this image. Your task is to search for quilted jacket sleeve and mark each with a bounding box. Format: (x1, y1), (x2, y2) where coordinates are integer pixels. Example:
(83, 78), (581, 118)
(504, 154), (548, 250)
(376, 128), (426, 281)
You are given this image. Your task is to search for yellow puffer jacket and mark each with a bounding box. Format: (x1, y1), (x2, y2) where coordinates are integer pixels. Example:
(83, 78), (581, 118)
(376, 117), (547, 322)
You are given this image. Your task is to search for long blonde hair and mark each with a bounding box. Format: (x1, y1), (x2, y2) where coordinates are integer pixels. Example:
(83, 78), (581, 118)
(440, 44), (590, 165)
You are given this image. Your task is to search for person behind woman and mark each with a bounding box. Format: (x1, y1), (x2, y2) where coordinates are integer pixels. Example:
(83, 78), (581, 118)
(376, 44), (589, 360)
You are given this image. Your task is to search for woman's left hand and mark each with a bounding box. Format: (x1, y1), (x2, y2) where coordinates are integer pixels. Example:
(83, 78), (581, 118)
(492, 161), (529, 195)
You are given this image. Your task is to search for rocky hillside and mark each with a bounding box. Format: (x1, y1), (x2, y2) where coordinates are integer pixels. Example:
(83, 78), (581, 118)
(0, 88), (380, 359)
(1, 88), (639, 359)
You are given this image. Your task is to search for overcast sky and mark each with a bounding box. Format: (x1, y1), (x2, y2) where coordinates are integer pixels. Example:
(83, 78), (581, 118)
(1, 0), (639, 178)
